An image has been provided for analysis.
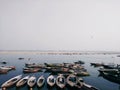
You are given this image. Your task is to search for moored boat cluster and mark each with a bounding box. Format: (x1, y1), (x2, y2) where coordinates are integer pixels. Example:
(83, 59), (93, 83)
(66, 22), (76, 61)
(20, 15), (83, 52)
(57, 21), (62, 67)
(91, 62), (120, 84)
(1, 74), (99, 90)
(0, 60), (100, 90)
(23, 60), (89, 76)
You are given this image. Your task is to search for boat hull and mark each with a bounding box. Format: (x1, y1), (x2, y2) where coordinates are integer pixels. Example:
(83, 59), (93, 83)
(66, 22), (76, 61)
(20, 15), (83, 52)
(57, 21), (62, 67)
(16, 76), (29, 87)
(66, 74), (77, 88)
(27, 76), (36, 88)
(1, 75), (22, 88)
(47, 75), (55, 87)
(37, 76), (45, 88)
(56, 75), (66, 89)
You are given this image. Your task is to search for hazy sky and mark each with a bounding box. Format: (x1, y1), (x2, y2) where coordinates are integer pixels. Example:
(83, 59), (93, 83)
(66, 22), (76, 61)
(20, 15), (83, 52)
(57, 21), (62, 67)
(0, 0), (120, 51)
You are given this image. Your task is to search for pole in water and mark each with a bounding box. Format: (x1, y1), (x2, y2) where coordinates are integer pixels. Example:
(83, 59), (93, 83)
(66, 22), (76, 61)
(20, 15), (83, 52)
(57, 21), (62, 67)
(30, 88), (33, 90)
(2, 87), (6, 90)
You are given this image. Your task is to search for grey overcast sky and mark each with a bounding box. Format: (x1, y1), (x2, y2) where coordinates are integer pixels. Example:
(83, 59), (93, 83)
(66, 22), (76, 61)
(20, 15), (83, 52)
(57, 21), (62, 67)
(0, 0), (120, 51)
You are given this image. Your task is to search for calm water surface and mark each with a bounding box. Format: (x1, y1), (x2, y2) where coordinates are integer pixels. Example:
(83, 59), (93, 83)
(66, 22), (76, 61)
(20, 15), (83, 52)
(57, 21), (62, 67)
(0, 53), (120, 90)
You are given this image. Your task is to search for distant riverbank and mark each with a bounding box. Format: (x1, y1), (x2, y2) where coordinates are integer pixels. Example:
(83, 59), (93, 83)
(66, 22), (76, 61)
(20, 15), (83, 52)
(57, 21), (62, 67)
(0, 50), (120, 55)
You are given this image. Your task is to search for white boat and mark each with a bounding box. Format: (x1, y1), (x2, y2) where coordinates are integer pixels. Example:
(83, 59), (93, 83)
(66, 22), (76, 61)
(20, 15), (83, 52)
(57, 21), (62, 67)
(1, 75), (22, 88)
(0, 67), (11, 71)
(27, 76), (36, 87)
(0, 66), (15, 71)
(66, 74), (77, 87)
(47, 75), (55, 87)
(16, 75), (29, 87)
(83, 83), (99, 90)
(56, 74), (66, 89)
(37, 75), (45, 87)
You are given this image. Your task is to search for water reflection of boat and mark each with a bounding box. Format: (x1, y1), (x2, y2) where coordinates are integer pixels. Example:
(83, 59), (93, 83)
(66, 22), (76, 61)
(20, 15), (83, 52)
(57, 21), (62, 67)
(16, 75), (29, 87)
(0, 69), (8, 74)
(37, 75), (45, 88)
(56, 74), (66, 89)
(1, 75), (22, 88)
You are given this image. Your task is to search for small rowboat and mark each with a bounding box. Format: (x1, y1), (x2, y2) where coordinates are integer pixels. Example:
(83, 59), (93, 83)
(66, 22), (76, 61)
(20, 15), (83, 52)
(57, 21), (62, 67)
(1, 75), (22, 88)
(16, 75), (29, 87)
(23, 68), (41, 73)
(82, 83), (99, 90)
(0, 66), (15, 71)
(27, 76), (36, 88)
(37, 75), (45, 87)
(66, 74), (77, 87)
(56, 74), (66, 89)
(25, 63), (45, 68)
(47, 75), (55, 87)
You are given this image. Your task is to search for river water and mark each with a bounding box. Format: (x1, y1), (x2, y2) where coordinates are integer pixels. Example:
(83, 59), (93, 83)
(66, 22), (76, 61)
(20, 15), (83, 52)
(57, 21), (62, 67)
(0, 52), (120, 90)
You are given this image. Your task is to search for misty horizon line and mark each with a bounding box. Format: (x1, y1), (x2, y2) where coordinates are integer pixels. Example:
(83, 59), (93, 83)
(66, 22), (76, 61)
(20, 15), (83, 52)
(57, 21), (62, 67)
(0, 50), (120, 52)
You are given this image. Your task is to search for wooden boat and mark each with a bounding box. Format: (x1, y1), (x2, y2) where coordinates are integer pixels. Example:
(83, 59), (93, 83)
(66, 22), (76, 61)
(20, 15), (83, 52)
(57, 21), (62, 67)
(44, 63), (64, 67)
(72, 64), (84, 70)
(1, 75), (22, 88)
(76, 71), (90, 76)
(18, 58), (24, 60)
(101, 71), (120, 84)
(74, 60), (85, 64)
(56, 74), (66, 89)
(25, 63), (45, 68)
(98, 68), (118, 74)
(50, 68), (70, 74)
(75, 78), (83, 89)
(16, 75), (29, 87)
(117, 55), (120, 57)
(27, 65), (44, 68)
(0, 61), (7, 64)
(63, 63), (73, 68)
(66, 74), (77, 87)
(0, 66), (15, 71)
(74, 77), (99, 90)
(23, 68), (41, 73)
(82, 83), (99, 90)
(27, 76), (36, 87)
(102, 63), (120, 69)
(90, 63), (104, 67)
(37, 75), (45, 87)
(25, 63), (35, 67)
(47, 75), (56, 87)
